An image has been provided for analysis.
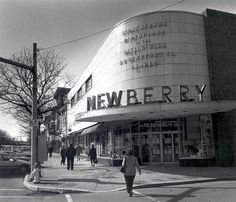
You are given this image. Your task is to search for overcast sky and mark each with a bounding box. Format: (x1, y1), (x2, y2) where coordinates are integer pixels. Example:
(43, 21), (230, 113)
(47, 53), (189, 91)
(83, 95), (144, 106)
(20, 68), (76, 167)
(0, 0), (236, 138)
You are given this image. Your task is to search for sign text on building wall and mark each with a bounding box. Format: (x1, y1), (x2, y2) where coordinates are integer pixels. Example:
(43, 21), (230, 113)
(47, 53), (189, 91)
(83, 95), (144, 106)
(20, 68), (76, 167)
(120, 21), (177, 70)
(86, 85), (206, 111)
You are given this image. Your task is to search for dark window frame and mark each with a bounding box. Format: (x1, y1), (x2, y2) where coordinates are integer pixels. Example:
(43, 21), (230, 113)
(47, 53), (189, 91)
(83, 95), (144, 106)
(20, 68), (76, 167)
(86, 75), (92, 92)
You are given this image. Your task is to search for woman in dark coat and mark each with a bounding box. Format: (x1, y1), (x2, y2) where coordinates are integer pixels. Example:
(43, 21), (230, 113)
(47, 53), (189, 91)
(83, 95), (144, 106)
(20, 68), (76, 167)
(65, 144), (76, 170)
(88, 144), (97, 166)
(48, 143), (53, 158)
(60, 146), (66, 165)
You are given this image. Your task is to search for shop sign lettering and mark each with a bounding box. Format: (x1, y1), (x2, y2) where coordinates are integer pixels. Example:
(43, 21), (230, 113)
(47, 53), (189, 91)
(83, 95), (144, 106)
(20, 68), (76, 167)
(87, 84), (206, 111)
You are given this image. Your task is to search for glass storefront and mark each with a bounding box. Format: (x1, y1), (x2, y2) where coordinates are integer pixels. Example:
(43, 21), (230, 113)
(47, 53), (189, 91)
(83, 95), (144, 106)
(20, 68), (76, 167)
(78, 115), (215, 164)
(129, 119), (183, 164)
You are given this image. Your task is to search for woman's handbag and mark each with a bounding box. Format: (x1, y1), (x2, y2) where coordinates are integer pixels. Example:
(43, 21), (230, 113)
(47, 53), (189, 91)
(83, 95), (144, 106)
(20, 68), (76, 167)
(120, 157), (126, 173)
(120, 166), (125, 173)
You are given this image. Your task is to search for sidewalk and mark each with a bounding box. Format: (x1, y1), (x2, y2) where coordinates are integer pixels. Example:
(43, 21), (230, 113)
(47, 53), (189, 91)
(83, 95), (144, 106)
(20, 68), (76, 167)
(24, 153), (236, 193)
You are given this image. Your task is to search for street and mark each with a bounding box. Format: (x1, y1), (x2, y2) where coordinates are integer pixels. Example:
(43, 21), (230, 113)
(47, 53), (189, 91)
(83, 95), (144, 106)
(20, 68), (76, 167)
(67, 180), (236, 202)
(1, 173), (236, 202)
(134, 180), (236, 202)
(0, 172), (64, 202)
(1, 152), (236, 202)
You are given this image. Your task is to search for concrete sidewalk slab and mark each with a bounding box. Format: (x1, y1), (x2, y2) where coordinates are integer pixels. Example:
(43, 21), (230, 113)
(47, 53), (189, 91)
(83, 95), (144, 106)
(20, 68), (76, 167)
(23, 154), (236, 193)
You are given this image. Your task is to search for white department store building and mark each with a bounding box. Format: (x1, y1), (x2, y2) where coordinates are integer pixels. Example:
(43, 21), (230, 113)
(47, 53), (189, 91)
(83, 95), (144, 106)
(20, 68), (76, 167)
(64, 9), (236, 166)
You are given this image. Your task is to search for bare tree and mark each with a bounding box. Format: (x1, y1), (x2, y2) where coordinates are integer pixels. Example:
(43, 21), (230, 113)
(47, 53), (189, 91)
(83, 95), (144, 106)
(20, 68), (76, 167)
(0, 47), (69, 138)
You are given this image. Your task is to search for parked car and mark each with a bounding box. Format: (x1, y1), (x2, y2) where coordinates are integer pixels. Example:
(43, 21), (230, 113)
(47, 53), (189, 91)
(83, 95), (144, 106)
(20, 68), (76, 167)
(8, 152), (31, 162)
(1, 145), (22, 153)
(1, 145), (30, 153)
(21, 146), (31, 152)
(0, 152), (31, 173)
(1, 145), (31, 160)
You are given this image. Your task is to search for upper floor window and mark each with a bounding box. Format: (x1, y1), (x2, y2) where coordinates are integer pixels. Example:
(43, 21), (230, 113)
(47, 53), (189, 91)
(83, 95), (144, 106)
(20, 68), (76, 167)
(86, 75), (92, 92)
(71, 95), (76, 107)
(77, 88), (82, 101)
(77, 83), (86, 101)
(71, 74), (92, 107)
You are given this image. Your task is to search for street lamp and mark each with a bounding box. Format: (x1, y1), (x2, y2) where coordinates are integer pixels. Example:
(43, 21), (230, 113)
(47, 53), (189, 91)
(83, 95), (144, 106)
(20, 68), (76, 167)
(40, 123), (46, 133)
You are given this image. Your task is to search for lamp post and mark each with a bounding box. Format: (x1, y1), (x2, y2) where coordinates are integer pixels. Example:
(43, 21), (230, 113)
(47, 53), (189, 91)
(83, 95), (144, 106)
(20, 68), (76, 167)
(40, 123), (46, 133)
(0, 43), (38, 171)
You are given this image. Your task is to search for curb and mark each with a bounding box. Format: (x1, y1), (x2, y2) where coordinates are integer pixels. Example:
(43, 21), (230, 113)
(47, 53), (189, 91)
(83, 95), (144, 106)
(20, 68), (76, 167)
(23, 174), (92, 193)
(23, 174), (236, 194)
(23, 174), (127, 193)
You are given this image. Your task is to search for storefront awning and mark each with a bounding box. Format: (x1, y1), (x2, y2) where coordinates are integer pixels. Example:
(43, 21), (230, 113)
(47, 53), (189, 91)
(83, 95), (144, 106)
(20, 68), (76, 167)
(76, 100), (236, 122)
(81, 123), (109, 135)
(66, 130), (83, 137)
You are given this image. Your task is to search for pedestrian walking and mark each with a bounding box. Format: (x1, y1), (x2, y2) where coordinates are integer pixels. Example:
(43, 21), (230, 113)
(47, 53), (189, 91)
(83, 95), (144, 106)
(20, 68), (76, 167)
(76, 144), (82, 161)
(88, 144), (97, 166)
(122, 148), (141, 197)
(60, 145), (66, 165)
(48, 143), (53, 158)
(65, 143), (76, 170)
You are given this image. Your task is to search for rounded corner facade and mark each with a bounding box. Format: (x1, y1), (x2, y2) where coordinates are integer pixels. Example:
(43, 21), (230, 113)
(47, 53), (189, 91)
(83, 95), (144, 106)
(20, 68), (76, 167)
(72, 10), (210, 114)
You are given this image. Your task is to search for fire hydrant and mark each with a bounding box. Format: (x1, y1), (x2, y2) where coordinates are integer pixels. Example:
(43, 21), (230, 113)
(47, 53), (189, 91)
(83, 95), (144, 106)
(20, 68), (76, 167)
(31, 162), (41, 184)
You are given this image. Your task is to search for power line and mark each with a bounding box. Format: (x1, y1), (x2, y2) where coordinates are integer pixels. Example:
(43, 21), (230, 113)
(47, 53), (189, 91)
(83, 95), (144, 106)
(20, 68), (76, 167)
(42, 27), (112, 50)
(45, 0), (187, 86)
(41, 0), (187, 51)
(159, 0), (186, 11)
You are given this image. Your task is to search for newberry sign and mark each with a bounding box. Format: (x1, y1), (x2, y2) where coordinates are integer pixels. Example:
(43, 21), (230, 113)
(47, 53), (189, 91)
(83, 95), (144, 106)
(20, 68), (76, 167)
(87, 84), (206, 111)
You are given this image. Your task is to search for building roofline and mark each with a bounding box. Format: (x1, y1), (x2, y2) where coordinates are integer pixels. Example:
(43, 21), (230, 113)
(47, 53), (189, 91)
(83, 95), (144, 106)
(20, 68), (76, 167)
(114, 10), (203, 28)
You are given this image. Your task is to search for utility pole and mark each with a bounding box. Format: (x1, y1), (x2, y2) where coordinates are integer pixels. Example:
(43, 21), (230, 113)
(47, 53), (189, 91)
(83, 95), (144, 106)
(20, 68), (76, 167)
(31, 43), (38, 171)
(0, 43), (38, 171)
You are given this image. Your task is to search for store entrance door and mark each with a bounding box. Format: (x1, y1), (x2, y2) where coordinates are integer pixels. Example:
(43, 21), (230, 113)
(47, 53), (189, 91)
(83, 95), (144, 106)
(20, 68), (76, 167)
(139, 132), (180, 163)
(161, 132), (180, 162)
(150, 133), (161, 162)
(141, 134), (150, 163)
(173, 132), (180, 161)
(162, 133), (173, 162)
(140, 133), (162, 163)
